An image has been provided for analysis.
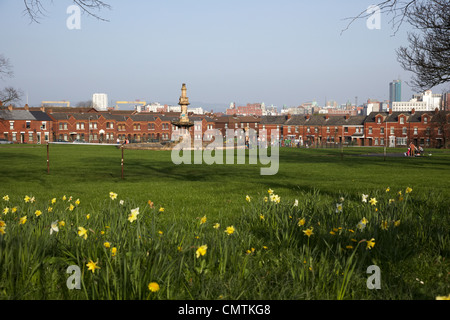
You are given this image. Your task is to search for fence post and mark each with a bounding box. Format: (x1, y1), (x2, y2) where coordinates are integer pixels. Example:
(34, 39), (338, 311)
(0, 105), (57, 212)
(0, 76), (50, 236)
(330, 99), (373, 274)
(47, 142), (50, 174)
(121, 146), (124, 179)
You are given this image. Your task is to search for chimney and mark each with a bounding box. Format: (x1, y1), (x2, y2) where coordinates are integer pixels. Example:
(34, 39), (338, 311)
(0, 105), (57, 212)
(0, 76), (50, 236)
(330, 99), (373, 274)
(345, 114), (350, 120)
(325, 114), (329, 120)
(48, 109), (53, 114)
(24, 104), (29, 110)
(40, 106), (45, 112)
(8, 105), (13, 111)
(411, 108), (415, 115)
(435, 107), (439, 114)
(0, 100), (3, 107)
(306, 114), (310, 120)
(287, 113), (291, 120)
(389, 108), (393, 115)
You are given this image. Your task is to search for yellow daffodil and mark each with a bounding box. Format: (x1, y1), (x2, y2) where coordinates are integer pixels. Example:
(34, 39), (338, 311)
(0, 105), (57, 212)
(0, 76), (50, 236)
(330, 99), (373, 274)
(436, 294), (450, 300)
(111, 247), (117, 257)
(268, 189), (273, 195)
(78, 227), (88, 240)
(225, 226), (235, 235)
(104, 242), (111, 249)
(196, 245), (208, 258)
(159, 207), (165, 213)
(381, 220), (388, 230)
(303, 228), (314, 238)
(19, 216), (27, 225)
(0, 226), (5, 235)
(213, 223), (220, 229)
(62, 195), (67, 201)
(298, 218), (306, 226)
(86, 214), (90, 220)
(86, 260), (100, 273)
(200, 215), (207, 225)
(389, 199), (395, 204)
(24, 195), (31, 203)
(386, 187), (390, 192)
(264, 196), (268, 202)
(259, 214), (265, 221)
(2, 195), (9, 201)
(0, 220), (6, 228)
(406, 187), (413, 194)
(148, 282), (160, 292)
(3, 207), (9, 215)
(30, 197), (35, 203)
(109, 192), (118, 200)
(246, 195), (251, 202)
(369, 198), (377, 206)
(51, 198), (56, 205)
(128, 207), (140, 223)
(366, 238), (375, 250)
(75, 199), (80, 206)
(47, 207), (53, 213)
(59, 221), (65, 227)
(68, 204), (75, 211)
(394, 220), (401, 227)
(35, 210), (42, 217)
(11, 207), (17, 213)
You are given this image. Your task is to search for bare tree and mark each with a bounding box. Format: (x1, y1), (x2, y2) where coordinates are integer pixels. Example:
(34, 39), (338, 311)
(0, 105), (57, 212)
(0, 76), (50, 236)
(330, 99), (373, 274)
(396, 1), (450, 91)
(343, 0), (450, 92)
(23, 0), (111, 23)
(0, 87), (23, 106)
(0, 54), (14, 80)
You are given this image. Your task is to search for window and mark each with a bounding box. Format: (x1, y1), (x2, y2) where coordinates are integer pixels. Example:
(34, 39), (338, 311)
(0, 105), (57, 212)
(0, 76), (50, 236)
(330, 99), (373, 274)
(377, 117), (381, 124)
(375, 138), (379, 145)
(396, 137), (407, 145)
(390, 127), (394, 135)
(369, 127), (373, 135)
(287, 126), (291, 133)
(414, 127), (418, 135)
(380, 127), (384, 134)
(307, 127), (310, 133)
(41, 122), (47, 130)
(402, 127), (407, 135)
(423, 117), (428, 124)
(9, 121), (14, 130)
(12, 133), (17, 141)
(315, 127), (319, 133)
(380, 138), (384, 145)
(26, 121), (31, 129)
(29, 133), (33, 143)
(438, 128), (443, 135)
(400, 117), (405, 124)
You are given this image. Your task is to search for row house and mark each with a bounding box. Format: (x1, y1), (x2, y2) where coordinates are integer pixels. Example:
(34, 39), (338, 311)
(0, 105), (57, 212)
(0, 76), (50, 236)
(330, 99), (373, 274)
(0, 105), (53, 144)
(283, 114), (366, 146)
(365, 108), (449, 148)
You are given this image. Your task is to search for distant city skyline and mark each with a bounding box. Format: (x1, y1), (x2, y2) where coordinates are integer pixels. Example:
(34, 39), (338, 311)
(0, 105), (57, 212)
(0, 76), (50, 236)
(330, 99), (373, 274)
(1, 1), (448, 112)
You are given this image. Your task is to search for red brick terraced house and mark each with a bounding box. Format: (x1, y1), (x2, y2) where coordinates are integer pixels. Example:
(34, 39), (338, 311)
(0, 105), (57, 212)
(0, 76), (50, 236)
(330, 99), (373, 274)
(283, 114), (366, 147)
(364, 109), (450, 148)
(0, 105), (53, 144)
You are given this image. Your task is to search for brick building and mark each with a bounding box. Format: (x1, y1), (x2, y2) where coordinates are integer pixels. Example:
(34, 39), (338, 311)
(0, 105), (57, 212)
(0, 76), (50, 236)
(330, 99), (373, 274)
(0, 105), (53, 144)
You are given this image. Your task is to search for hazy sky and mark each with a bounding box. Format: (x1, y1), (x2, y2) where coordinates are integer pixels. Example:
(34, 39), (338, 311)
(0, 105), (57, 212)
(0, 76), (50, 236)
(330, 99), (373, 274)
(0, 0), (444, 110)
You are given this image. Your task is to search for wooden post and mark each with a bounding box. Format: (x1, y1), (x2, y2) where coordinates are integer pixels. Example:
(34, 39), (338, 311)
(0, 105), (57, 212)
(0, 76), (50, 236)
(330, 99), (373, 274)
(46, 142), (50, 174)
(121, 146), (124, 179)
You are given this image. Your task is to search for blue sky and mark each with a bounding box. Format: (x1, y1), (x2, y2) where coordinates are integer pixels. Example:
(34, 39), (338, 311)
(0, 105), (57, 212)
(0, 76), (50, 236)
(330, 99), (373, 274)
(0, 0), (438, 110)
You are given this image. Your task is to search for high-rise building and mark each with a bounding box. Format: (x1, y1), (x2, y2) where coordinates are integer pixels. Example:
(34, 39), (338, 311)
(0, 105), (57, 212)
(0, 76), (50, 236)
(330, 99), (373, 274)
(389, 80), (402, 106)
(92, 93), (108, 111)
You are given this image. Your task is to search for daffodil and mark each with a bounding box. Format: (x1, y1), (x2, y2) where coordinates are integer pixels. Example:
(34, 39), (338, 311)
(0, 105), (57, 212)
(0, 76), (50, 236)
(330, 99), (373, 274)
(59, 221), (65, 227)
(128, 207), (140, 223)
(19, 216), (27, 225)
(109, 192), (118, 200)
(75, 199), (80, 206)
(0, 226), (5, 235)
(148, 282), (160, 292)
(2, 207), (9, 215)
(196, 245), (208, 258)
(159, 207), (165, 213)
(68, 204), (75, 211)
(111, 247), (117, 257)
(259, 214), (265, 221)
(362, 194), (368, 203)
(47, 207), (53, 213)
(386, 187), (390, 192)
(24, 195), (31, 203)
(104, 241), (111, 249)
(200, 215), (207, 225)
(366, 238), (375, 250)
(11, 207), (17, 213)
(2, 195), (9, 201)
(246, 195), (251, 202)
(294, 199), (299, 207)
(225, 226), (235, 235)
(270, 194), (280, 203)
(268, 189), (273, 195)
(357, 217), (368, 230)
(369, 198), (377, 206)
(336, 203), (343, 213)
(78, 227), (88, 240)
(86, 260), (100, 273)
(51, 198), (56, 205)
(298, 218), (306, 226)
(119, 200), (124, 205)
(381, 220), (389, 230)
(213, 223), (220, 229)
(394, 220), (401, 227)
(35, 210), (42, 217)
(389, 199), (395, 204)
(406, 187), (413, 194)
(50, 220), (59, 234)
(303, 228), (314, 238)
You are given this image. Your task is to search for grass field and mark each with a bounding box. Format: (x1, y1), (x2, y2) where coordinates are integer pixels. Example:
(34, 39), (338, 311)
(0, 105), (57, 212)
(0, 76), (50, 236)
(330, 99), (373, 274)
(0, 144), (449, 300)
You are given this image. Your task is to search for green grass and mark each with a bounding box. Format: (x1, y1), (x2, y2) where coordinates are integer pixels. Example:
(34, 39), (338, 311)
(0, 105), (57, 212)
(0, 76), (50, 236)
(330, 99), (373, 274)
(0, 144), (449, 300)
